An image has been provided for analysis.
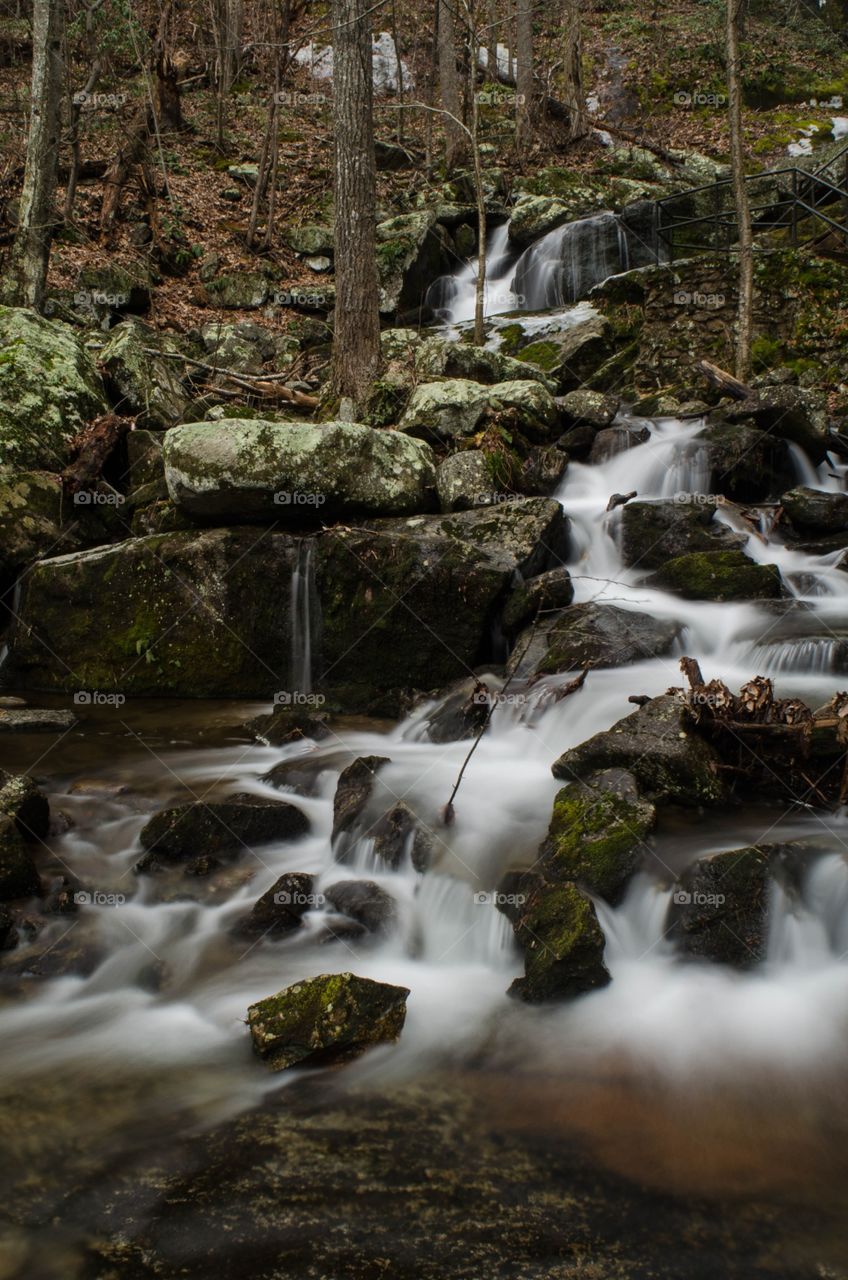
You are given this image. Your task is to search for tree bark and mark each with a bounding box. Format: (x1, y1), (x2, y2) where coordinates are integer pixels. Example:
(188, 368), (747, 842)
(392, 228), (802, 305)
(514, 0), (533, 151)
(5, 0), (64, 310)
(467, 0), (486, 344)
(330, 0), (382, 408)
(438, 0), (467, 171)
(726, 0), (753, 381)
(562, 0), (587, 142)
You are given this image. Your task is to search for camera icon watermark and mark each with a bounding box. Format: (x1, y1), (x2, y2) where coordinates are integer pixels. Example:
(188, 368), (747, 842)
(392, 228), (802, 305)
(673, 290), (725, 308)
(273, 491), (326, 507)
(673, 888), (726, 906)
(273, 889), (325, 907)
(273, 690), (326, 707)
(74, 288), (130, 309)
(73, 890), (127, 906)
(73, 690), (126, 707)
(73, 490), (125, 506)
(270, 288), (327, 309)
(472, 890), (527, 907)
(73, 91), (127, 109)
(273, 90), (327, 107)
(673, 90), (726, 108)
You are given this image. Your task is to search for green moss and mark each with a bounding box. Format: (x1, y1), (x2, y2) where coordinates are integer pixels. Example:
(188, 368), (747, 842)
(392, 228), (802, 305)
(516, 340), (559, 372)
(543, 780), (654, 902)
(513, 882), (610, 1002)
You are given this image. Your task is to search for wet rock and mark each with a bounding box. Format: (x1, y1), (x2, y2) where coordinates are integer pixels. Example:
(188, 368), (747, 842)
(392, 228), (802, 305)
(588, 422), (649, 463)
(553, 693), (726, 807)
(399, 378), (559, 444)
(0, 770), (50, 840)
(540, 770), (655, 903)
(246, 707), (331, 746)
(648, 550), (784, 601)
(9, 529), (304, 697)
(136, 793), (310, 874)
(510, 881), (611, 1002)
(516, 311), (613, 393)
(371, 802), (434, 871)
(99, 319), (190, 428)
(725, 386), (829, 461)
(703, 421), (793, 503)
(0, 904), (15, 949)
(262, 754), (342, 797)
(377, 211), (448, 317)
(0, 817), (40, 901)
(232, 871), (319, 938)
(558, 389), (619, 430)
(422, 678), (492, 744)
(324, 879), (397, 934)
(508, 603), (679, 676)
(0, 708), (78, 733)
(555, 423), (596, 458)
(502, 566), (575, 634)
(780, 486), (848, 536)
(668, 844), (772, 967)
(0, 306), (107, 471)
(164, 420), (437, 522)
(436, 450), (493, 512)
(247, 971), (409, 1070)
(332, 756), (391, 843)
(619, 497), (745, 571)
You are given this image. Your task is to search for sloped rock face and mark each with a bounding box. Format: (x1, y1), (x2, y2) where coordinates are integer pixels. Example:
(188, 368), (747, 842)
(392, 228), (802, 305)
(8, 529), (303, 696)
(136, 794), (310, 874)
(508, 603), (680, 676)
(619, 497), (745, 571)
(376, 211), (448, 316)
(0, 306), (107, 472)
(648, 550), (783, 601)
(247, 971), (409, 1070)
(510, 881), (611, 1002)
(163, 420), (437, 522)
(667, 845), (774, 967)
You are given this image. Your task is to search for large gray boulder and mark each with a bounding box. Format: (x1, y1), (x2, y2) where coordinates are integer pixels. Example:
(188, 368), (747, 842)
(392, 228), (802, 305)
(163, 420), (437, 521)
(508, 603), (679, 676)
(0, 306), (107, 471)
(399, 379), (559, 443)
(99, 320), (190, 428)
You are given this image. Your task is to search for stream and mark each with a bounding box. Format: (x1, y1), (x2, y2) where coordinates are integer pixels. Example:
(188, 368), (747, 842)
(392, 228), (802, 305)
(3, 243), (848, 1275)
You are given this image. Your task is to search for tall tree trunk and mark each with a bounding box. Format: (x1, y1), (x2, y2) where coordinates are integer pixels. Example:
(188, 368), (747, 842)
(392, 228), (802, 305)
(465, 0), (486, 345)
(154, 0), (183, 130)
(330, 0), (382, 408)
(562, 0), (587, 141)
(212, 0), (242, 148)
(726, 0), (753, 381)
(515, 0), (533, 151)
(6, 0), (64, 309)
(438, 0), (466, 171)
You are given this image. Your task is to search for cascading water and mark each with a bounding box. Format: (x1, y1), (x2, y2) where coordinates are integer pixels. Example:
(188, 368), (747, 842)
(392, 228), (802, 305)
(511, 210), (631, 309)
(289, 538), (316, 695)
(426, 222), (521, 328)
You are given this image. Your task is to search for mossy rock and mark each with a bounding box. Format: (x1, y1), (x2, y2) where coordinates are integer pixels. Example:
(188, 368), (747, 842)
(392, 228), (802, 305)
(509, 602), (679, 676)
(510, 881), (611, 1002)
(541, 771), (656, 903)
(247, 971), (409, 1070)
(780, 486), (848, 536)
(702, 420), (794, 503)
(0, 816), (40, 902)
(619, 497), (745, 571)
(99, 320), (190, 428)
(0, 307), (108, 472)
(203, 273), (271, 309)
(649, 550), (784, 601)
(667, 845), (773, 968)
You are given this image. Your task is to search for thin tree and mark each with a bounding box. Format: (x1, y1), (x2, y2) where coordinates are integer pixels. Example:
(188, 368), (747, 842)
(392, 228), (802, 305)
(438, 0), (466, 171)
(515, 0), (533, 150)
(5, 0), (65, 310)
(562, 0), (587, 141)
(330, 0), (382, 408)
(726, 0), (753, 380)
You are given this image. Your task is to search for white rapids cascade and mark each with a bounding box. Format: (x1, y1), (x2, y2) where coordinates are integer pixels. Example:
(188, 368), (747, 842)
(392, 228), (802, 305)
(4, 412), (848, 1103)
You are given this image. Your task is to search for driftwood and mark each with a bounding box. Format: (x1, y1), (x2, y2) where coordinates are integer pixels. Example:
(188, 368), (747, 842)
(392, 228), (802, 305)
(62, 413), (133, 495)
(606, 490), (637, 512)
(696, 359), (753, 402)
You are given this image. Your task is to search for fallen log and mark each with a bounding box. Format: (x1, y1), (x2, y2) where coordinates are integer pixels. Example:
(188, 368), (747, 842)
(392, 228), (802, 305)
(696, 359), (754, 402)
(62, 413), (133, 495)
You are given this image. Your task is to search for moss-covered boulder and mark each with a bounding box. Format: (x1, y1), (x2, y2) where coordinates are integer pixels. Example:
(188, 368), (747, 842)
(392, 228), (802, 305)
(510, 881), (611, 1002)
(0, 471), (65, 579)
(553, 694), (726, 807)
(507, 195), (573, 247)
(284, 223), (335, 257)
(703, 420), (793, 503)
(74, 262), (151, 318)
(668, 845), (772, 968)
(0, 769), (50, 841)
(376, 211), (446, 316)
(163, 420), (437, 521)
(0, 306), (107, 471)
(136, 793), (310, 874)
(515, 311), (614, 393)
(99, 320), (190, 428)
(202, 272), (271, 310)
(436, 450), (493, 512)
(540, 770), (656, 903)
(9, 529), (304, 696)
(247, 971), (409, 1070)
(508, 602), (679, 676)
(780, 486), (848, 536)
(399, 378), (559, 444)
(378, 498), (569, 577)
(619, 497), (745, 571)
(649, 550), (783, 601)
(558, 389), (619, 430)
(414, 334), (554, 390)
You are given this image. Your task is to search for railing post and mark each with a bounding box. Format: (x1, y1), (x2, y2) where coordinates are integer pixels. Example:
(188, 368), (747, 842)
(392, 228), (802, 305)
(791, 170), (798, 246)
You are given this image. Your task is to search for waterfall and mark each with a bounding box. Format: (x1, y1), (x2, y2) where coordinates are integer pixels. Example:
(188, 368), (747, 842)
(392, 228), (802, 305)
(426, 223), (521, 327)
(289, 539), (316, 695)
(0, 578), (22, 674)
(512, 211), (633, 309)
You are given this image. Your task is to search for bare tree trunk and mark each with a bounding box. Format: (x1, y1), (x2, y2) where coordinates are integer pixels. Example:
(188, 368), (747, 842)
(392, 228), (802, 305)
(212, 0), (242, 148)
(425, 0), (438, 174)
(726, 0), (753, 381)
(330, 0), (382, 408)
(438, 0), (466, 171)
(562, 0), (587, 141)
(465, 0), (486, 345)
(154, 0), (184, 130)
(6, 0), (64, 309)
(515, 0), (533, 151)
(63, 58), (101, 222)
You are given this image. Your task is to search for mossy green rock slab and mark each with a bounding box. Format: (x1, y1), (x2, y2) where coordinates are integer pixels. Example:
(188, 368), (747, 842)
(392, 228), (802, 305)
(649, 550), (783, 601)
(247, 971), (409, 1070)
(0, 306), (107, 471)
(9, 528), (302, 696)
(163, 420), (437, 521)
(510, 881), (611, 1002)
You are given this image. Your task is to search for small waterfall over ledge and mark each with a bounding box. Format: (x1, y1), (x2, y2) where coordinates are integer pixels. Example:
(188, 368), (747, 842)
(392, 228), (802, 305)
(289, 539), (317, 695)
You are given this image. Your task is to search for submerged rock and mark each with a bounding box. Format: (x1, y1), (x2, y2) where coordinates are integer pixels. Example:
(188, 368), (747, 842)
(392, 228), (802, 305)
(136, 793), (309, 874)
(163, 420), (437, 522)
(619, 497), (745, 571)
(510, 881), (611, 1002)
(324, 879), (397, 935)
(0, 708), (78, 733)
(0, 306), (107, 472)
(668, 845), (772, 967)
(508, 602), (679, 676)
(648, 550), (783, 601)
(540, 770), (656, 903)
(553, 694), (726, 807)
(247, 971), (409, 1070)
